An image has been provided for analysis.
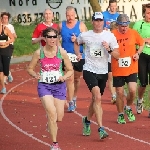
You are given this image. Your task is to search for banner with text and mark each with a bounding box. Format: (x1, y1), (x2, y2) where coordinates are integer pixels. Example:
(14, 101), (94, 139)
(0, 0), (149, 24)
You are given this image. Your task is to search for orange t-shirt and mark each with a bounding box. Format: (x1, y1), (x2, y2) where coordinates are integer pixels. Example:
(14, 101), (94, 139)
(111, 28), (144, 76)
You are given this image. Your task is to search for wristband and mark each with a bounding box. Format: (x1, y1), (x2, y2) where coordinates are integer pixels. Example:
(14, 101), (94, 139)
(108, 49), (113, 54)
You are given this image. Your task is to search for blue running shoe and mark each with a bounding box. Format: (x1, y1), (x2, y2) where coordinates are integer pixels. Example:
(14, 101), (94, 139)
(73, 100), (77, 109)
(1, 88), (6, 94)
(68, 101), (75, 112)
(98, 127), (109, 139)
(8, 74), (13, 82)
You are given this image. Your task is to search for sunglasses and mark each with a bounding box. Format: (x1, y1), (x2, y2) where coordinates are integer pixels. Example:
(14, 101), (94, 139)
(46, 35), (57, 38)
(93, 19), (103, 21)
(117, 21), (130, 26)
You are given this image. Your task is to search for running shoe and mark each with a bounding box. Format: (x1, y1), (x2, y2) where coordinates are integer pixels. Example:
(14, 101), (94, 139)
(136, 100), (143, 114)
(50, 143), (61, 150)
(98, 127), (109, 139)
(8, 74), (13, 82)
(124, 107), (135, 122)
(117, 114), (126, 124)
(1, 88), (6, 94)
(68, 101), (75, 112)
(73, 99), (77, 109)
(111, 95), (116, 104)
(82, 116), (91, 136)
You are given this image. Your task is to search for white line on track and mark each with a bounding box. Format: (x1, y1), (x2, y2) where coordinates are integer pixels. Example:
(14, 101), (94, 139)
(0, 72), (150, 148)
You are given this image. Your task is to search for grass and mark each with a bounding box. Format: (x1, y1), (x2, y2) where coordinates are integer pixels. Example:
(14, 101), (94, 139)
(12, 22), (150, 110)
(13, 24), (38, 56)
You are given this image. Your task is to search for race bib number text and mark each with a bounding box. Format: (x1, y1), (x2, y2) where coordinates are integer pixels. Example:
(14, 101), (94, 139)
(39, 71), (60, 84)
(90, 46), (104, 58)
(67, 53), (78, 62)
(118, 57), (131, 67)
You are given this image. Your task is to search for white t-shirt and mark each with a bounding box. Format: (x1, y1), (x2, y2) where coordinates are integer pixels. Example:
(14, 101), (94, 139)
(5, 24), (16, 45)
(77, 30), (119, 74)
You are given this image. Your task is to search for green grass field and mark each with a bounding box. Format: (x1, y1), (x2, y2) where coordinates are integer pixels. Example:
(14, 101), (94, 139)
(12, 22), (150, 110)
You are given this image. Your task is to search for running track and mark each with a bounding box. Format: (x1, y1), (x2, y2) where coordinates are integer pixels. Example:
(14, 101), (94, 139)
(0, 62), (150, 150)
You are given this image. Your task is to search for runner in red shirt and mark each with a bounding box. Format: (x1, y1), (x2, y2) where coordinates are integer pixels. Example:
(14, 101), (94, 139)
(32, 8), (58, 47)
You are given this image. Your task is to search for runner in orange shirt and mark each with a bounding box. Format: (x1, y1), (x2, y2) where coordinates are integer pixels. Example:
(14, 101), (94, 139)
(111, 14), (145, 124)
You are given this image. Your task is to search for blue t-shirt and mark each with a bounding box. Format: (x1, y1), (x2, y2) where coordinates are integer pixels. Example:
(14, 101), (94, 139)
(102, 11), (119, 29)
(60, 21), (84, 58)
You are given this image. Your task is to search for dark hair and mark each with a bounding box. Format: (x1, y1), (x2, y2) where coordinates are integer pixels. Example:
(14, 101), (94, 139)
(106, 0), (117, 11)
(42, 27), (58, 37)
(142, 3), (150, 17)
(109, 0), (117, 6)
(1, 12), (11, 19)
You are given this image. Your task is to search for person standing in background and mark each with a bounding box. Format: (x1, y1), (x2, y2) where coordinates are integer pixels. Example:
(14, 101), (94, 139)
(102, 0), (119, 104)
(1, 12), (17, 84)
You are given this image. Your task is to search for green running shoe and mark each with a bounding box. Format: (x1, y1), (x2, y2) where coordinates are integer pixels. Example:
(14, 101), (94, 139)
(82, 116), (91, 136)
(124, 107), (135, 122)
(98, 127), (109, 139)
(117, 114), (126, 124)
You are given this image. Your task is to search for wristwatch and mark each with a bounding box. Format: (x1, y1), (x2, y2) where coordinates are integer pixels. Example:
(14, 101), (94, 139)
(108, 48), (113, 54)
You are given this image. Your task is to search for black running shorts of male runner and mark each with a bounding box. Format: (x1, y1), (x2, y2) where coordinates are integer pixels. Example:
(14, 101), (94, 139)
(108, 62), (111, 73)
(83, 70), (108, 95)
(113, 73), (137, 87)
(62, 59), (85, 72)
(138, 53), (150, 87)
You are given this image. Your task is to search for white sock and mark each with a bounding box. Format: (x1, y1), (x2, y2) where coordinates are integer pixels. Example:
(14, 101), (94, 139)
(126, 105), (131, 110)
(138, 98), (143, 103)
(73, 97), (77, 101)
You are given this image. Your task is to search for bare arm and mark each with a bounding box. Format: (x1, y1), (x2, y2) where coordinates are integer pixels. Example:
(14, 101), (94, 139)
(60, 47), (73, 79)
(32, 37), (45, 45)
(27, 49), (40, 78)
(80, 22), (88, 32)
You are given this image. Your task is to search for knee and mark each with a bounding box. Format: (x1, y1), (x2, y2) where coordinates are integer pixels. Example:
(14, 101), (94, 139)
(92, 94), (101, 103)
(74, 77), (80, 83)
(47, 111), (57, 122)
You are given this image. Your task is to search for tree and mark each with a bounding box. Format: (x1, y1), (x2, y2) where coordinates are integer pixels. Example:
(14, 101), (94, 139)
(89, 0), (102, 12)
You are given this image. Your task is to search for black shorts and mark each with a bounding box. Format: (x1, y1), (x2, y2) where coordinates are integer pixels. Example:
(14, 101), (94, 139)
(62, 59), (85, 72)
(108, 62), (111, 72)
(0, 55), (11, 76)
(138, 53), (150, 87)
(113, 73), (137, 87)
(83, 70), (108, 95)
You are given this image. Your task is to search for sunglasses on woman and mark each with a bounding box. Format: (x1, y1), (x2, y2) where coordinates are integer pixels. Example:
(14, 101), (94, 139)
(46, 35), (57, 38)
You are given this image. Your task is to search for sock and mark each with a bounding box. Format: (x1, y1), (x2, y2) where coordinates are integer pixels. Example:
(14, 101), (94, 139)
(138, 98), (143, 103)
(112, 94), (116, 98)
(85, 116), (90, 123)
(119, 112), (124, 116)
(125, 105), (131, 110)
(98, 126), (104, 132)
(53, 142), (58, 144)
(73, 96), (77, 101)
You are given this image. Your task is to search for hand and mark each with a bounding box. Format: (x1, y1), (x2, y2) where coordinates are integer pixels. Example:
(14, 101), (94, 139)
(102, 41), (110, 51)
(0, 42), (6, 46)
(133, 53), (139, 61)
(58, 76), (66, 82)
(76, 53), (82, 61)
(34, 73), (41, 79)
(71, 33), (76, 42)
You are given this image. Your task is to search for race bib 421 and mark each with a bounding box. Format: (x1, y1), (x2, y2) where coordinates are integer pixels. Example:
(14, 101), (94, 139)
(39, 71), (60, 84)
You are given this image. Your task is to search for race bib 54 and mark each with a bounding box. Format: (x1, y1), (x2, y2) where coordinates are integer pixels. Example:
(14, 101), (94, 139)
(90, 46), (104, 58)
